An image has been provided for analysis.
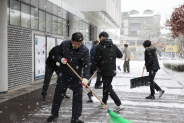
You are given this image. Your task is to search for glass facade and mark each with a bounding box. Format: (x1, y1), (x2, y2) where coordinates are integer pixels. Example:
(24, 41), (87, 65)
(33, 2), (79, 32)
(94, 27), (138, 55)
(10, 0), (21, 26)
(137, 40), (143, 46)
(8, 0), (92, 39)
(21, 3), (31, 28)
(126, 40), (135, 46)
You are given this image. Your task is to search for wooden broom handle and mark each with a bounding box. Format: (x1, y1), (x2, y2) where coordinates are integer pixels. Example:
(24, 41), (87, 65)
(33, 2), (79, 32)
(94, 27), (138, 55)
(142, 68), (145, 77)
(67, 63), (108, 109)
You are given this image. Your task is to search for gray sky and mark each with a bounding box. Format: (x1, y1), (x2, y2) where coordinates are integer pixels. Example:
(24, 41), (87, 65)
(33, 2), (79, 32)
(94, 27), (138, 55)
(121, 0), (184, 33)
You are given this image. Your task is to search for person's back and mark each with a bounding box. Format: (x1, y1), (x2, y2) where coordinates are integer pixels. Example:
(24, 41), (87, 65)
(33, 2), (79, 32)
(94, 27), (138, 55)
(96, 38), (122, 76)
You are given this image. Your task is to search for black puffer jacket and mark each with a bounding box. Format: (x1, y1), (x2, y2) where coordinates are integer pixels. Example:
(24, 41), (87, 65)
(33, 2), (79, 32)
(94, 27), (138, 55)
(46, 45), (60, 69)
(95, 39), (123, 76)
(145, 45), (160, 72)
(55, 40), (90, 82)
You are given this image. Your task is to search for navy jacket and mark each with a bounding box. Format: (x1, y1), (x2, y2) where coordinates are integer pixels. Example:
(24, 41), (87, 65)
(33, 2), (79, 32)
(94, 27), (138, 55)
(55, 40), (90, 82)
(46, 45), (60, 69)
(90, 44), (97, 64)
(95, 39), (123, 76)
(145, 45), (160, 72)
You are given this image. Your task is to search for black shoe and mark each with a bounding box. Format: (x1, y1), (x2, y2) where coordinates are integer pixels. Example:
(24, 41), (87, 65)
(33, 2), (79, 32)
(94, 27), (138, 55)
(95, 85), (103, 89)
(71, 119), (84, 123)
(47, 115), (58, 122)
(64, 94), (70, 98)
(146, 95), (155, 99)
(42, 96), (46, 100)
(159, 90), (165, 98)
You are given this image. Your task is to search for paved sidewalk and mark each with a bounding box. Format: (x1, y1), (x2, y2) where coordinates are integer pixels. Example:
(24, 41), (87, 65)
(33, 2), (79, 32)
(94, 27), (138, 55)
(0, 60), (184, 123)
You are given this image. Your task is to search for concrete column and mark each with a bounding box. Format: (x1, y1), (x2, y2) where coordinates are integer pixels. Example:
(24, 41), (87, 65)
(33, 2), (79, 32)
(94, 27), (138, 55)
(0, 0), (8, 93)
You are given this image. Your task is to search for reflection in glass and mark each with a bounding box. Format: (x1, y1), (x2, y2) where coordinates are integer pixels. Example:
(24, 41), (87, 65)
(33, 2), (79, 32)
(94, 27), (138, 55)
(31, 0), (39, 8)
(53, 4), (58, 15)
(39, 10), (46, 32)
(46, 13), (52, 33)
(58, 7), (63, 18)
(63, 20), (68, 37)
(21, 3), (31, 28)
(39, 0), (46, 11)
(52, 16), (58, 34)
(58, 18), (63, 35)
(20, 0), (30, 4)
(7, 0), (10, 24)
(46, 1), (53, 14)
(31, 7), (38, 30)
(63, 9), (67, 19)
(10, 0), (21, 26)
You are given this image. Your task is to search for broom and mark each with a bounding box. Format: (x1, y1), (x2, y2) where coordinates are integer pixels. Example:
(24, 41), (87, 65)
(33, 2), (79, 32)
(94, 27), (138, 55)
(66, 63), (133, 123)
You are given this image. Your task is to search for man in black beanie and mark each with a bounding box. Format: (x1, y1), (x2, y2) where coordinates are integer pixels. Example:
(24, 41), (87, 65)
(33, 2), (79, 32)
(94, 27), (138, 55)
(143, 40), (165, 99)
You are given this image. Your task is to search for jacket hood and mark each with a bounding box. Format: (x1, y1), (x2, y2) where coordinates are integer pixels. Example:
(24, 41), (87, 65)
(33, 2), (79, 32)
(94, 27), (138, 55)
(146, 45), (157, 51)
(100, 39), (113, 47)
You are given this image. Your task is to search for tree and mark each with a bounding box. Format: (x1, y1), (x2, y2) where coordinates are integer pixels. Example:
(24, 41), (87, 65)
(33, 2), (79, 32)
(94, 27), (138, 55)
(165, 4), (184, 58)
(137, 23), (162, 40)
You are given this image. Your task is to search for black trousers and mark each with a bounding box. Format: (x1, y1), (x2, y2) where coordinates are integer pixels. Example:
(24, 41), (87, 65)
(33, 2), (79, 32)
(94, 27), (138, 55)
(51, 77), (82, 119)
(149, 70), (161, 95)
(41, 65), (59, 97)
(102, 76), (121, 106)
(88, 63), (102, 87)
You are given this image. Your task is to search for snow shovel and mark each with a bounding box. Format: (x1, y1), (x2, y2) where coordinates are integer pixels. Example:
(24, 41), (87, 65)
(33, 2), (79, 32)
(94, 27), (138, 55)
(83, 69), (99, 102)
(66, 63), (133, 123)
(118, 59), (122, 71)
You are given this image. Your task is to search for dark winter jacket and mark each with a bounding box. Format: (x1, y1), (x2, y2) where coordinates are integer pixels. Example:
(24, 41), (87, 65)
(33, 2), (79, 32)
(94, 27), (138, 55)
(46, 45), (60, 69)
(55, 40), (90, 82)
(144, 45), (160, 72)
(90, 44), (97, 64)
(95, 39), (123, 76)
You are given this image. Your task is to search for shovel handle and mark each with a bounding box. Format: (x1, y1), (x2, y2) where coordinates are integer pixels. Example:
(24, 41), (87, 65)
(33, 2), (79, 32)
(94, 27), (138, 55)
(142, 68), (145, 77)
(67, 63), (108, 109)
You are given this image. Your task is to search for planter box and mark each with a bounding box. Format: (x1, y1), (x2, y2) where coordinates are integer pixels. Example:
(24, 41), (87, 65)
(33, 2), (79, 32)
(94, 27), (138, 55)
(163, 60), (184, 71)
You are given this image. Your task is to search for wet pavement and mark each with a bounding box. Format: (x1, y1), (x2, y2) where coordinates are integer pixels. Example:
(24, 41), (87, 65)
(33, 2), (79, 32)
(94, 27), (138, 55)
(0, 60), (184, 123)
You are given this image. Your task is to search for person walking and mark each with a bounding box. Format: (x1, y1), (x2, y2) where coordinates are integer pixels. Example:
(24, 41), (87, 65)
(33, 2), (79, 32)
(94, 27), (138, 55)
(41, 45), (69, 100)
(123, 44), (130, 73)
(88, 40), (102, 89)
(143, 40), (165, 99)
(95, 31), (124, 112)
(47, 32), (90, 123)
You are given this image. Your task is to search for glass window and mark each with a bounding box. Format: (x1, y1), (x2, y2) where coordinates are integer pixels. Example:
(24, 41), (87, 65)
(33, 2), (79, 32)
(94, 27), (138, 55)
(31, 7), (38, 30)
(137, 40), (143, 45)
(126, 40), (135, 46)
(53, 4), (58, 15)
(58, 18), (63, 35)
(20, 0), (30, 4)
(86, 24), (89, 41)
(46, 1), (53, 14)
(52, 16), (58, 34)
(21, 3), (30, 28)
(7, 0), (10, 24)
(39, 10), (46, 31)
(39, 0), (46, 11)
(131, 19), (140, 23)
(58, 7), (63, 18)
(10, 0), (21, 26)
(63, 20), (68, 36)
(46, 13), (52, 33)
(31, 0), (39, 8)
(63, 9), (67, 19)
(130, 28), (139, 31)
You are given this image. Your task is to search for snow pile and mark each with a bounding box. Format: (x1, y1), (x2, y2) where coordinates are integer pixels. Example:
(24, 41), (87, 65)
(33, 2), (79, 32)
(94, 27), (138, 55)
(163, 60), (184, 71)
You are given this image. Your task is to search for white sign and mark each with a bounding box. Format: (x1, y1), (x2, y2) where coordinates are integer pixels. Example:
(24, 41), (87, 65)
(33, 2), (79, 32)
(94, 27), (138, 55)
(57, 38), (63, 45)
(47, 37), (56, 57)
(35, 35), (46, 79)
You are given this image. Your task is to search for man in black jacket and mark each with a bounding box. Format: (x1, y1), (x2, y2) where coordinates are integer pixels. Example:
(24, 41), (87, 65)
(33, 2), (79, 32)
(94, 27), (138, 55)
(41, 45), (69, 100)
(88, 40), (102, 89)
(143, 40), (165, 99)
(47, 32), (90, 123)
(95, 31), (124, 112)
